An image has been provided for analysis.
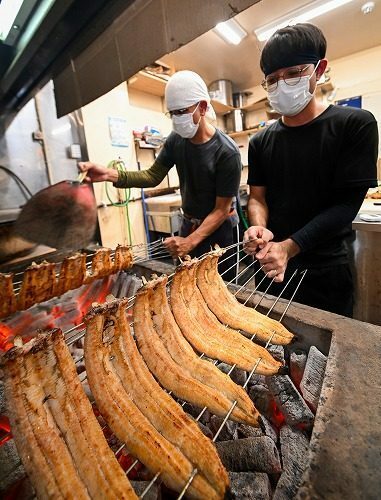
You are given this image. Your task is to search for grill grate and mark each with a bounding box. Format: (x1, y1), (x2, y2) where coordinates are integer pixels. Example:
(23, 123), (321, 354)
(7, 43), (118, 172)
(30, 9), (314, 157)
(3, 241), (307, 498)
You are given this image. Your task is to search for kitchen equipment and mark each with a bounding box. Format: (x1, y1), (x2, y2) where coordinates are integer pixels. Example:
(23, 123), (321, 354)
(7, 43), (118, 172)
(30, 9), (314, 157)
(224, 108), (246, 133)
(208, 80), (233, 106)
(232, 91), (250, 108)
(14, 180), (97, 249)
(224, 92), (252, 133)
(144, 193), (182, 234)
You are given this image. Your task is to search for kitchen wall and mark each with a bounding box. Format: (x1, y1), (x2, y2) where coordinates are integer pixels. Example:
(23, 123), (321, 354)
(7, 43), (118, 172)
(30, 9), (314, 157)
(81, 82), (174, 248)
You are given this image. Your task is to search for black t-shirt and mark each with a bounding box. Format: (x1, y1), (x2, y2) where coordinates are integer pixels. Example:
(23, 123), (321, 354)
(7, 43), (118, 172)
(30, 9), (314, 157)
(248, 105), (378, 267)
(157, 129), (241, 219)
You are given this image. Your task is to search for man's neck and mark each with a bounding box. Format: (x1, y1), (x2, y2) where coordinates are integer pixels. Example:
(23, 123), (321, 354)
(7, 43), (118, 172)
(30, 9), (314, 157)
(190, 119), (216, 144)
(282, 98), (329, 127)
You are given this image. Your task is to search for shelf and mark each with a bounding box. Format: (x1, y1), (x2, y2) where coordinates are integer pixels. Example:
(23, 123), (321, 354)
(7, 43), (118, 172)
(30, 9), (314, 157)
(210, 99), (235, 114)
(241, 97), (268, 112)
(212, 96), (268, 115)
(128, 71), (169, 96)
(228, 128), (261, 138)
(135, 140), (161, 149)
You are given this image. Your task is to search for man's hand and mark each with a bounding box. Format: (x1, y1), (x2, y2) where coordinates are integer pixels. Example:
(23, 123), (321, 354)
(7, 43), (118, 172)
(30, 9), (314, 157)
(163, 236), (196, 258)
(78, 162), (118, 183)
(256, 238), (300, 282)
(243, 226), (274, 255)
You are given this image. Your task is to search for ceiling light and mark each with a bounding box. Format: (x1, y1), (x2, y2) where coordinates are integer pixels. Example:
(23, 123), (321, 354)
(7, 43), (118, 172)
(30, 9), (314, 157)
(0, 0), (24, 42)
(254, 0), (354, 42)
(361, 2), (375, 14)
(214, 18), (248, 45)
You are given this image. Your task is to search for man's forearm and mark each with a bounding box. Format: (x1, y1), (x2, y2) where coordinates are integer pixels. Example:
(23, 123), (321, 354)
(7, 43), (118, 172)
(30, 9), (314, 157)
(187, 208), (229, 247)
(113, 162), (169, 189)
(291, 189), (367, 253)
(247, 197), (268, 227)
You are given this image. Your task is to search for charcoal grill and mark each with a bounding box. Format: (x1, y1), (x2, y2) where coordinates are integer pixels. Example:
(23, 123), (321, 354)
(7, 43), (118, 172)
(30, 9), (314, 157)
(1, 241), (381, 499)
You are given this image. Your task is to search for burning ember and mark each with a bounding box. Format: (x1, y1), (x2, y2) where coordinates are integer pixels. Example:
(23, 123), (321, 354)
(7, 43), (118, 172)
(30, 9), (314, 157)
(0, 415), (11, 446)
(0, 272), (129, 353)
(0, 325), (13, 352)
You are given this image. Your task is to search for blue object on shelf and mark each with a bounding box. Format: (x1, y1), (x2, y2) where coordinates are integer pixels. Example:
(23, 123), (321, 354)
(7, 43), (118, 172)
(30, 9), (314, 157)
(336, 96), (362, 109)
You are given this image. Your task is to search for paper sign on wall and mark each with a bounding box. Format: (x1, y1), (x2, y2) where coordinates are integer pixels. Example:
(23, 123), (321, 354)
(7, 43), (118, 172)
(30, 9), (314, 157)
(108, 117), (129, 147)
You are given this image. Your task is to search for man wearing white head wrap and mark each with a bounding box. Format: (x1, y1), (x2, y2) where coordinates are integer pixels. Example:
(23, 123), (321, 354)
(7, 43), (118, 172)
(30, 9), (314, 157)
(79, 70), (241, 275)
(165, 70), (216, 123)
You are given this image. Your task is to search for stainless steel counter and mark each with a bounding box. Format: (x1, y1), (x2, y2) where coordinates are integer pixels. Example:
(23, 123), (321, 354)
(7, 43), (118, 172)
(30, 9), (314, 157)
(352, 200), (381, 325)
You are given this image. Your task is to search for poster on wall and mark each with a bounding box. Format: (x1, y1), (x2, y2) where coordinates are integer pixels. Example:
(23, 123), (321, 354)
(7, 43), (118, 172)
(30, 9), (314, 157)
(108, 117), (129, 147)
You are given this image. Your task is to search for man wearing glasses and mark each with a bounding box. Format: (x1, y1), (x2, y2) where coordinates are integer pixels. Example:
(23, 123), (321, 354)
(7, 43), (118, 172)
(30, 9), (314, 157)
(243, 23), (378, 317)
(79, 71), (241, 273)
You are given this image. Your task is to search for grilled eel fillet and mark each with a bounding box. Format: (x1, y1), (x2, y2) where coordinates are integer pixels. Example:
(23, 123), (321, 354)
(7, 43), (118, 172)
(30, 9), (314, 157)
(85, 248), (113, 283)
(1, 329), (137, 499)
(170, 259), (282, 376)
(196, 250), (294, 345)
(56, 252), (87, 296)
(136, 276), (259, 426)
(117, 295), (229, 496)
(84, 299), (225, 499)
(0, 273), (16, 319)
(17, 261), (56, 311)
(113, 244), (133, 272)
(149, 276), (260, 422)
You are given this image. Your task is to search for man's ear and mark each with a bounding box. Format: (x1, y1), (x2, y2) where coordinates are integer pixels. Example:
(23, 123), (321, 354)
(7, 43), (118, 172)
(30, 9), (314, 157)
(316, 59), (328, 80)
(199, 100), (208, 115)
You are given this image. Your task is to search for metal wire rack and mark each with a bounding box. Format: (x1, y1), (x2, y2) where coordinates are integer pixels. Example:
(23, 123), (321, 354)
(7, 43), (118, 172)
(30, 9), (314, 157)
(9, 239), (170, 293)
(3, 241), (307, 498)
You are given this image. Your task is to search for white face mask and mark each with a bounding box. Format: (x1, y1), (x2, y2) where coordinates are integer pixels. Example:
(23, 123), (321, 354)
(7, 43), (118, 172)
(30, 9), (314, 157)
(268, 62), (320, 117)
(172, 103), (200, 138)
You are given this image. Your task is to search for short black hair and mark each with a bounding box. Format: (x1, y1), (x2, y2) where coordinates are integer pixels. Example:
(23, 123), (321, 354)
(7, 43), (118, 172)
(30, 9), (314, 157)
(260, 23), (327, 76)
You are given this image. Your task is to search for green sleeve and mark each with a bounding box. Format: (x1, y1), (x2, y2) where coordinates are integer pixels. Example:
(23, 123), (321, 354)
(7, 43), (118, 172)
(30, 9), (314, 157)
(113, 161), (170, 189)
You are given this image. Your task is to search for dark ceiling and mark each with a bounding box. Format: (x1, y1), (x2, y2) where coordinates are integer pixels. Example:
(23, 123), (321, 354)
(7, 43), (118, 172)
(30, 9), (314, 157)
(0, 0), (134, 131)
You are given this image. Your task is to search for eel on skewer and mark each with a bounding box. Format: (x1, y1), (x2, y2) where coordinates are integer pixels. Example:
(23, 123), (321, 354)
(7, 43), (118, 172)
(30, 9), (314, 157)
(17, 261), (56, 311)
(85, 248), (113, 283)
(1, 330), (137, 499)
(0, 272), (17, 319)
(113, 244), (133, 272)
(170, 259), (282, 376)
(136, 276), (259, 426)
(196, 249), (294, 345)
(56, 252), (87, 296)
(119, 295), (229, 495)
(84, 299), (225, 499)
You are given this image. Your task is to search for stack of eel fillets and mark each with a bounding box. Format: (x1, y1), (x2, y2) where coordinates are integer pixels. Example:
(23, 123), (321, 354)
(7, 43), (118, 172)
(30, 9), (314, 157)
(0, 329), (137, 499)
(134, 275), (260, 426)
(196, 248), (295, 345)
(170, 258), (286, 375)
(0, 244), (133, 319)
(84, 298), (229, 500)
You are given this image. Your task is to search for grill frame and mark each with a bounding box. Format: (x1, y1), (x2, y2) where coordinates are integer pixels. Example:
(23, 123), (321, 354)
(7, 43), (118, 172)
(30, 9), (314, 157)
(2, 251), (381, 499)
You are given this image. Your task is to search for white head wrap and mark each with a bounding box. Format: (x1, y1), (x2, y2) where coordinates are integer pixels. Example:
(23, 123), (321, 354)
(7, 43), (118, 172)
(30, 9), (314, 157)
(165, 70), (216, 121)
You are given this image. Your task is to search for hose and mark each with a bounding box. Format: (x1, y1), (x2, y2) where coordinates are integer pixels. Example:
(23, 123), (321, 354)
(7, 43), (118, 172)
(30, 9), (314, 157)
(105, 159), (132, 246)
(0, 165), (33, 201)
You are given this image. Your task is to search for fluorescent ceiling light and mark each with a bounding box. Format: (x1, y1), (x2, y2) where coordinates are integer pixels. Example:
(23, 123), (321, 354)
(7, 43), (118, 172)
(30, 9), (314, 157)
(254, 0), (354, 42)
(0, 0), (24, 42)
(214, 18), (247, 45)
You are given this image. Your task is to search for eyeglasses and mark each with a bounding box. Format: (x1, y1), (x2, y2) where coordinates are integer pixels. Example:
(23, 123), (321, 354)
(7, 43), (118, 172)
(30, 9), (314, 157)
(261, 64), (312, 92)
(165, 103), (198, 118)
